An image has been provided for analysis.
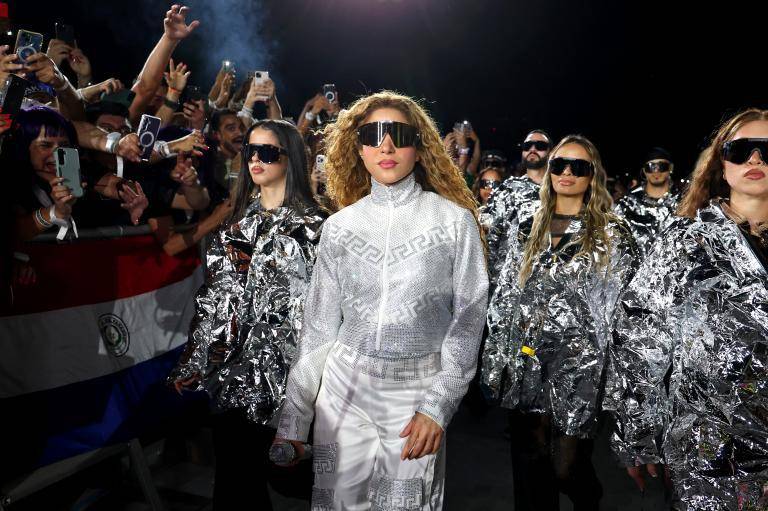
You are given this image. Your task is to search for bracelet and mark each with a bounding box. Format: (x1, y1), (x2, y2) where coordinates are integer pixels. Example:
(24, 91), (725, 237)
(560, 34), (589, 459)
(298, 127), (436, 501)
(34, 208), (53, 229)
(75, 88), (86, 102)
(105, 132), (122, 154)
(163, 97), (180, 109)
(458, 147), (471, 156)
(304, 111), (316, 121)
(55, 75), (72, 92)
(49, 205), (69, 228)
(168, 86), (182, 95)
(154, 140), (175, 159)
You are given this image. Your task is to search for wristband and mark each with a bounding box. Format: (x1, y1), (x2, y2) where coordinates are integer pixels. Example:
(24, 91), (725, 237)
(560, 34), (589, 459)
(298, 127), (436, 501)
(168, 86), (182, 95)
(105, 132), (122, 154)
(304, 111), (316, 121)
(48, 205), (69, 228)
(163, 97), (180, 109)
(154, 140), (175, 159)
(54, 75), (72, 92)
(458, 147), (470, 156)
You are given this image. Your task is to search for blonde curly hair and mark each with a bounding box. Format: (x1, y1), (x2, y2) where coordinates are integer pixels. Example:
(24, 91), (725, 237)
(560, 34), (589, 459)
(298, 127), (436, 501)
(519, 134), (616, 285)
(322, 91), (483, 243)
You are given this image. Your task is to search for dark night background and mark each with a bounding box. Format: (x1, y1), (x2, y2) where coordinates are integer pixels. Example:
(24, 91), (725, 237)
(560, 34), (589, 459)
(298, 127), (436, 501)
(5, 0), (768, 180)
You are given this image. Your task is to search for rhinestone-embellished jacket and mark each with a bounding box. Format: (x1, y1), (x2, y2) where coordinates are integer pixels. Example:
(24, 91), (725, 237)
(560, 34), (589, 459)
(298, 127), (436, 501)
(277, 173), (489, 442)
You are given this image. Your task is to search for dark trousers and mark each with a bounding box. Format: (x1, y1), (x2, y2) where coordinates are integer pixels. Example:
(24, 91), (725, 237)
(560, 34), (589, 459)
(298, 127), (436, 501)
(211, 409), (275, 511)
(509, 410), (603, 511)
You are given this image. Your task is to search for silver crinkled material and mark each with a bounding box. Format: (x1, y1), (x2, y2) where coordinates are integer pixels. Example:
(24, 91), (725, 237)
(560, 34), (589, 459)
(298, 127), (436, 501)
(613, 186), (679, 258)
(277, 173), (489, 442)
(169, 198), (326, 424)
(611, 199), (768, 510)
(479, 175), (540, 289)
(482, 212), (639, 438)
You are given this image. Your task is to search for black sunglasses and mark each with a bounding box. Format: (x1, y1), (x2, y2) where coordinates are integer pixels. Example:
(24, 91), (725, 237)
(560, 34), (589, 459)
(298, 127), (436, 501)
(244, 143), (287, 164)
(644, 161), (672, 173)
(722, 138), (768, 165)
(549, 157), (594, 177)
(478, 179), (500, 190)
(521, 140), (550, 152)
(357, 121), (421, 148)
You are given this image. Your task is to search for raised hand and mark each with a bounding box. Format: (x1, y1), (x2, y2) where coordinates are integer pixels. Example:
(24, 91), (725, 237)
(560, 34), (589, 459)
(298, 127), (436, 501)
(163, 4), (200, 41)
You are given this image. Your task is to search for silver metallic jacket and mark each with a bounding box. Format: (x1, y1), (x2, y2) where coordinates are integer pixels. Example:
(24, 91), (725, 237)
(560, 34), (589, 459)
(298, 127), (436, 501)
(277, 173), (489, 442)
(613, 186), (679, 258)
(611, 200), (768, 510)
(482, 213), (639, 437)
(479, 175), (540, 288)
(169, 200), (326, 424)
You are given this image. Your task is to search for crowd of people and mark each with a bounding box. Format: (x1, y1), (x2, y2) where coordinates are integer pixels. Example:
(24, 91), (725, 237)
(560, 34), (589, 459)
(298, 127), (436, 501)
(3, 4), (767, 511)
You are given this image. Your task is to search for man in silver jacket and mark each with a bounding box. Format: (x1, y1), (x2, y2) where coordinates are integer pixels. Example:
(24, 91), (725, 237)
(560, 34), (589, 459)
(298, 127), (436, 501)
(614, 147), (680, 258)
(480, 129), (551, 286)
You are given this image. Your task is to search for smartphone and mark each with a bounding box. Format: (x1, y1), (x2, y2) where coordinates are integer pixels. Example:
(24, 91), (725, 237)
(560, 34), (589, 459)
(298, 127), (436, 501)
(54, 22), (75, 46)
(315, 154), (326, 174)
(454, 120), (472, 134)
(55, 147), (84, 198)
(254, 70), (269, 84)
(221, 60), (235, 74)
(0, 74), (29, 125)
(14, 29), (44, 65)
(323, 84), (337, 104)
(137, 114), (161, 161)
(185, 84), (204, 102)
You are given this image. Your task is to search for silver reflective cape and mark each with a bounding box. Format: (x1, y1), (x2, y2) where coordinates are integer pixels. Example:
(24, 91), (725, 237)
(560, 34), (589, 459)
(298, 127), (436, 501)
(479, 175), (540, 288)
(482, 213), (639, 437)
(169, 199), (326, 424)
(277, 173), (489, 442)
(611, 200), (768, 510)
(613, 186), (679, 258)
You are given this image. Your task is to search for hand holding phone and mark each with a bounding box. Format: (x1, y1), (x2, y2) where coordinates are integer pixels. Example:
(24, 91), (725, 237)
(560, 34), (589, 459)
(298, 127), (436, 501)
(137, 114), (161, 161)
(14, 30), (44, 66)
(55, 147), (84, 198)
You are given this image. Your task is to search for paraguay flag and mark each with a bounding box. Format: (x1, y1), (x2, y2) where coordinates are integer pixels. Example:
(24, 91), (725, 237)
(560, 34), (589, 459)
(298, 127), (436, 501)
(0, 235), (206, 478)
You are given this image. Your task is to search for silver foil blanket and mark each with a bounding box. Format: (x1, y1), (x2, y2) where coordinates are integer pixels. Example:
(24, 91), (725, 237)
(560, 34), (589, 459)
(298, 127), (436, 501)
(611, 200), (768, 510)
(482, 214), (639, 438)
(169, 199), (326, 424)
(613, 186), (679, 258)
(479, 175), (540, 290)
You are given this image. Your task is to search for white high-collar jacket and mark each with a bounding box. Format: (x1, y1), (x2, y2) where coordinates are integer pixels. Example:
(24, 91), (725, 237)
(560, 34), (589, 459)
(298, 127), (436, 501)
(277, 172), (489, 441)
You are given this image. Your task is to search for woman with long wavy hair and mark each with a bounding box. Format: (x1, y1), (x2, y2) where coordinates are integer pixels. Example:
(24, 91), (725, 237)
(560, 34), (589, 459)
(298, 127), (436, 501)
(169, 119), (325, 510)
(482, 135), (639, 511)
(274, 91), (488, 510)
(612, 109), (768, 509)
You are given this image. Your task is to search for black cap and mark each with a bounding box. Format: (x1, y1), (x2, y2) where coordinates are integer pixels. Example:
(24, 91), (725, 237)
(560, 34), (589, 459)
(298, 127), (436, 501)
(644, 146), (673, 164)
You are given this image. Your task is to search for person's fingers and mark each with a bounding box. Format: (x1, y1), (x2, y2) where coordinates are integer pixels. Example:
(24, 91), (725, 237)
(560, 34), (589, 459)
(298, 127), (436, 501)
(408, 433), (427, 460)
(626, 466), (645, 492)
(646, 463), (659, 478)
(399, 418), (414, 438)
(401, 432), (417, 460)
(169, 58), (175, 72)
(429, 433), (442, 455)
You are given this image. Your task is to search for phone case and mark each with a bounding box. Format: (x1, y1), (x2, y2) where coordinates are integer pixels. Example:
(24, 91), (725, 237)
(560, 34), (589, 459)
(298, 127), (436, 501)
(137, 114), (161, 161)
(15, 30), (44, 64)
(55, 147), (84, 198)
(0, 75), (30, 120)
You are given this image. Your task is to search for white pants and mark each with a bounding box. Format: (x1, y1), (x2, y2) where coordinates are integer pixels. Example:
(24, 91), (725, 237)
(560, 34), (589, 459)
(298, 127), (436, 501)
(311, 343), (446, 511)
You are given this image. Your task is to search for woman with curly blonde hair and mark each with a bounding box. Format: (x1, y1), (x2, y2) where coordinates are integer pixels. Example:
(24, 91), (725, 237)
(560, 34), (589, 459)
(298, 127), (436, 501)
(274, 91), (488, 510)
(482, 135), (639, 511)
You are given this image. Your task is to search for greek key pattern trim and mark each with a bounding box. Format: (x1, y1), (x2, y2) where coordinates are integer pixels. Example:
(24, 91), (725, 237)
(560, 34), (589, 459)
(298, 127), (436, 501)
(368, 472), (423, 510)
(312, 443), (338, 474)
(332, 343), (441, 381)
(311, 486), (334, 510)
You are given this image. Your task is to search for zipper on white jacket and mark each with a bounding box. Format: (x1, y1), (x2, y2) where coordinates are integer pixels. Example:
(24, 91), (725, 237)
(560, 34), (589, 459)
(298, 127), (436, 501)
(375, 201), (395, 351)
